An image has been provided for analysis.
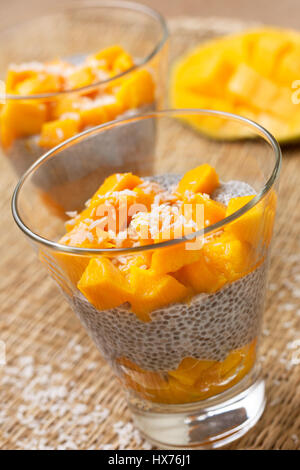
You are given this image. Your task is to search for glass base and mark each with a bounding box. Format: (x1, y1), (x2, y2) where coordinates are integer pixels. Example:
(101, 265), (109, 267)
(130, 370), (266, 449)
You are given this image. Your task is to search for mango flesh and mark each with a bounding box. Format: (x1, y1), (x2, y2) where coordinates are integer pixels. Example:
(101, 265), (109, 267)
(170, 27), (300, 143)
(119, 339), (257, 404)
(78, 257), (133, 311)
(178, 232), (252, 293)
(39, 117), (80, 148)
(56, 169), (274, 326)
(176, 164), (219, 196)
(128, 266), (191, 322)
(225, 194), (276, 248)
(0, 100), (47, 149)
(1, 44), (155, 150)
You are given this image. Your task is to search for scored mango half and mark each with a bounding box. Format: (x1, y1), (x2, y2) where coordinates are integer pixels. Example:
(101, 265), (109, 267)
(170, 27), (300, 143)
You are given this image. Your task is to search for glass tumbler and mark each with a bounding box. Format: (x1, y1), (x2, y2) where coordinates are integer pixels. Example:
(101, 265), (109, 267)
(12, 110), (281, 449)
(0, 1), (168, 176)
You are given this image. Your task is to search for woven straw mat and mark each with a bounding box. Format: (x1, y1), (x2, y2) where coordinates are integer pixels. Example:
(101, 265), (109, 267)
(0, 17), (299, 450)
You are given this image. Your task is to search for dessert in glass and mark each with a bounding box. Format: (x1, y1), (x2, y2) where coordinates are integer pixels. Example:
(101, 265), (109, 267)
(12, 110), (281, 449)
(0, 1), (168, 176)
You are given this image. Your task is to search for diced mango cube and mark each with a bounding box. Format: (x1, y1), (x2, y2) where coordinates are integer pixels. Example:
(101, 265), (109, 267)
(79, 105), (107, 128)
(179, 232), (252, 293)
(78, 257), (132, 310)
(151, 243), (202, 275)
(0, 100), (47, 148)
(5, 68), (38, 93)
(113, 52), (134, 74)
(202, 232), (252, 280)
(182, 193), (226, 227)
(92, 45), (126, 68)
(225, 195), (263, 246)
(39, 116), (80, 148)
(90, 172), (142, 202)
(177, 164), (219, 196)
(179, 251), (227, 294)
(129, 266), (190, 321)
(67, 66), (95, 90)
(15, 73), (62, 95)
(53, 252), (91, 286)
(116, 69), (155, 110)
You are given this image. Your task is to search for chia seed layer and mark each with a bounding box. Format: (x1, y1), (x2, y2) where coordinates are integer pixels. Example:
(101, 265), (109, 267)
(212, 180), (256, 206)
(71, 260), (267, 372)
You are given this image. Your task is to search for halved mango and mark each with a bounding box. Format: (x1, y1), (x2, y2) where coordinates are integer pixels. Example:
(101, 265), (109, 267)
(170, 27), (300, 142)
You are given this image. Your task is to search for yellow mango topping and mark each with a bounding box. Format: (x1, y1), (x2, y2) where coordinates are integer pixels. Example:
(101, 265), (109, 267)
(181, 192), (226, 227)
(151, 243), (202, 275)
(91, 45), (126, 68)
(116, 69), (155, 110)
(15, 73), (62, 95)
(177, 164), (219, 196)
(226, 194), (276, 248)
(93, 172), (142, 201)
(0, 100), (47, 149)
(225, 195), (262, 245)
(1, 44), (155, 149)
(128, 266), (191, 321)
(78, 257), (132, 311)
(178, 251), (227, 294)
(39, 116), (80, 148)
(179, 232), (252, 293)
(56, 167), (271, 322)
(67, 66), (96, 90)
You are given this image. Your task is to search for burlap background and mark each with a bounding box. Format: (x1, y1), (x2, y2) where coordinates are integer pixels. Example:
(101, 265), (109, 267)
(0, 18), (299, 450)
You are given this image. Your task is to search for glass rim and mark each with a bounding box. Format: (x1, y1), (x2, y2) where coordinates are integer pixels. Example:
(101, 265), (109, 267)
(4, 0), (169, 100)
(11, 108), (282, 256)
